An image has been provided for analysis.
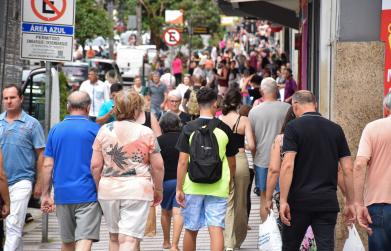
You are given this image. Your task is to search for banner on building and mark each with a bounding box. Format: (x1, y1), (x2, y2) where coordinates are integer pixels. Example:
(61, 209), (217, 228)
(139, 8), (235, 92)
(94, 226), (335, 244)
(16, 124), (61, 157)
(381, 1), (391, 95)
(165, 10), (184, 25)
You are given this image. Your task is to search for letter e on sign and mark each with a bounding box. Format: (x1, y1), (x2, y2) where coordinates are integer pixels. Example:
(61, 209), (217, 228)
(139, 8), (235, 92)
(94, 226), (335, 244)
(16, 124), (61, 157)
(163, 28), (182, 46)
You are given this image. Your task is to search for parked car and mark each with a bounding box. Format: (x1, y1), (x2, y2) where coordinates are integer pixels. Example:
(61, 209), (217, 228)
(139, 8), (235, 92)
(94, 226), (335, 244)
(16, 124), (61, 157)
(62, 61), (89, 88)
(116, 45), (156, 85)
(116, 46), (146, 85)
(63, 59), (122, 89)
(89, 58), (122, 84)
(21, 67), (60, 129)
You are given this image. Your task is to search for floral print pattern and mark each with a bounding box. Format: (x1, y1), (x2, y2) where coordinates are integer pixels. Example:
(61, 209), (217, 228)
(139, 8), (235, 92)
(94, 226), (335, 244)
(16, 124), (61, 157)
(92, 121), (160, 201)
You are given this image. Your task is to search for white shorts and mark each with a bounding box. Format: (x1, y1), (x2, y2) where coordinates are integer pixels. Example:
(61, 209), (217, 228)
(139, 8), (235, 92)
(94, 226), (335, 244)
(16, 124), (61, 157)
(99, 199), (151, 239)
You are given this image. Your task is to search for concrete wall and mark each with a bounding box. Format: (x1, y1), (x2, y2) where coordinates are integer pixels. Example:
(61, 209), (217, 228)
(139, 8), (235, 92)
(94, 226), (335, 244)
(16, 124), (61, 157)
(0, 0), (23, 91)
(338, 0), (382, 42)
(331, 41), (384, 250)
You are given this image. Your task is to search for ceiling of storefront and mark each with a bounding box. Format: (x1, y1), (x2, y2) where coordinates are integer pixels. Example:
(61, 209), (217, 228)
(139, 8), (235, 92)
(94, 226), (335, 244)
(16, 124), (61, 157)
(218, 0), (300, 29)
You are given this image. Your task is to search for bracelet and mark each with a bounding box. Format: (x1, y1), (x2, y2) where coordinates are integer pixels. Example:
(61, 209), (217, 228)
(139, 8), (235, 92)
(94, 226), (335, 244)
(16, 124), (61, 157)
(155, 188), (163, 192)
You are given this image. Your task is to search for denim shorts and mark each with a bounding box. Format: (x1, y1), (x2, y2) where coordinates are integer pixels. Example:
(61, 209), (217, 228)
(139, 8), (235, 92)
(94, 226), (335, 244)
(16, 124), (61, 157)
(255, 166), (279, 192)
(161, 179), (180, 210)
(182, 194), (227, 231)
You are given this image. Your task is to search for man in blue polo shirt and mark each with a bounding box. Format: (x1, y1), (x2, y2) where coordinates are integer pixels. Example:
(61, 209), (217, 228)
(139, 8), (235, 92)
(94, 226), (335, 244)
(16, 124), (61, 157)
(41, 91), (102, 251)
(0, 84), (45, 251)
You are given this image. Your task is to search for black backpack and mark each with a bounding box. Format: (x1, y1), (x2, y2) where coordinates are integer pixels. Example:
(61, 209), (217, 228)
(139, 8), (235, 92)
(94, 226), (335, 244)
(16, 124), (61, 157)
(188, 118), (223, 184)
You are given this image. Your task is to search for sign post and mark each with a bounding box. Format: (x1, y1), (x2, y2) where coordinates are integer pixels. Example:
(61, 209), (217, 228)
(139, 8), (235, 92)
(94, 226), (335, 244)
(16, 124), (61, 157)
(163, 28), (182, 68)
(42, 61), (52, 243)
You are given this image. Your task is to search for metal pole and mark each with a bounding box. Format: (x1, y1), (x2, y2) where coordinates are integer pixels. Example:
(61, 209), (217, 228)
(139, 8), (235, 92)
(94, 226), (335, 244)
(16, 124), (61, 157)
(136, 3), (142, 45)
(142, 55), (145, 87)
(188, 14), (192, 69)
(107, 0), (114, 58)
(42, 61), (52, 243)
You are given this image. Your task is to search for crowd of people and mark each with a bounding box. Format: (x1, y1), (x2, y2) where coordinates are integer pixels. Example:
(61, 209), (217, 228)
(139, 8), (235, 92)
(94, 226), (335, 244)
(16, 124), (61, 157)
(0, 20), (389, 251)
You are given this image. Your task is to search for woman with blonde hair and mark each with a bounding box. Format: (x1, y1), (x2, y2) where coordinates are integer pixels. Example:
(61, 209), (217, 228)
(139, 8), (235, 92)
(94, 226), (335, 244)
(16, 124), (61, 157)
(91, 90), (164, 251)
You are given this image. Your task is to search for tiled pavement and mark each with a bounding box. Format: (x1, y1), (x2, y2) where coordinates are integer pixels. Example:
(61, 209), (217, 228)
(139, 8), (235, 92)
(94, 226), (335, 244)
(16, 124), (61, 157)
(23, 193), (261, 251)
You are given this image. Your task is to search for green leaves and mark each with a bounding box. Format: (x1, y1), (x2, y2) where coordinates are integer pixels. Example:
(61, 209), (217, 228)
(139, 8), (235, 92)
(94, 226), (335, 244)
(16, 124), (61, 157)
(141, 0), (223, 49)
(75, 0), (113, 46)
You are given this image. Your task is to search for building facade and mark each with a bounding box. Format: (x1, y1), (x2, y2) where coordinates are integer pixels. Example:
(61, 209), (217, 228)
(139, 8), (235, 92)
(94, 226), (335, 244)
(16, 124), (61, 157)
(219, 0), (385, 250)
(0, 0), (23, 92)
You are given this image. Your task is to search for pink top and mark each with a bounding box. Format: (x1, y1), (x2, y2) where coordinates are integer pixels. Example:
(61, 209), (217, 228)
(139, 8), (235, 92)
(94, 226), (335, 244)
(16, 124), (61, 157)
(357, 117), (391, 206)
(172, 58), (183, 74)
(215, 110), (223, 117)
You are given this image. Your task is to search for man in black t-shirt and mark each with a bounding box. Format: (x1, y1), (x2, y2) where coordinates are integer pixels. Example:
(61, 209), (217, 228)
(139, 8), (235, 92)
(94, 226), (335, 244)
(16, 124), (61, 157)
(280, 90), (355, 251)
(241, 74), (262, 105)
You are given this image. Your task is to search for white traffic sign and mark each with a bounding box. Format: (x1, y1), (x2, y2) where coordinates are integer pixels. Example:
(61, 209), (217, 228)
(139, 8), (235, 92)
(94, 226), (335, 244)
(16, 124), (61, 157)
(21, 0), (76, 62)
(22, 0), (75, 26)
(21, 33), (73, 61)
(163, 28), (182, 46)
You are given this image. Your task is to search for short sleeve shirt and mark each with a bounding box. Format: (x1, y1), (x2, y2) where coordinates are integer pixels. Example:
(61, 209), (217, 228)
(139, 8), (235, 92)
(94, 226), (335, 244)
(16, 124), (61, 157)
(357, 117), (391, 206)
(248, 87), (261, 104)
(79, 80), (109, 117)
(92, 121), (160, 201)
(0, 111), (45, 186)
(176, 118), (238, 198)
(282, 112), (351, 212)
(148, 82), (167, 108)
(98, 99), (115, 123)
(45, 115), (99, 204)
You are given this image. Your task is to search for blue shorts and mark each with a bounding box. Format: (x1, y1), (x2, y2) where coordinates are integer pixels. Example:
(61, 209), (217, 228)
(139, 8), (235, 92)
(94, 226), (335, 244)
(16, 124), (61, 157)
(161, 179), (180, 210)
(182, 194), (227, 231)
(255, 166), (280, 192)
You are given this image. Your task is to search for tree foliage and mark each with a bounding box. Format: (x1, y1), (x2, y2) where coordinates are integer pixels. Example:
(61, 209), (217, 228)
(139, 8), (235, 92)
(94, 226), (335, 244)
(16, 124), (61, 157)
(75, 0), (113, 46)
(116, 0), (137, 23)
(58, 71), (68, 120)
(139, 0), (223, 49)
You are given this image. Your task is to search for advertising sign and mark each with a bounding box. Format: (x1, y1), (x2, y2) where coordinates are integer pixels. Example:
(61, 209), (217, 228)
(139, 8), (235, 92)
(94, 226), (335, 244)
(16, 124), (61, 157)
(381, 1), (391, 95)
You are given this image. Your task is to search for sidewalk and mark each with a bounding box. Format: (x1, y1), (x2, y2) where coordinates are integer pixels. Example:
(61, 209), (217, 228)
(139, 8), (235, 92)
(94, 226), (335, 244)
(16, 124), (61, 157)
(23, 193), (261, 250)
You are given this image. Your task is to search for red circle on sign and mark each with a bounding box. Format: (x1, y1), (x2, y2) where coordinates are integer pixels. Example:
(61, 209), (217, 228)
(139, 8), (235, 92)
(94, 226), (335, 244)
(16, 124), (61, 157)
(31, 0), (67, 22)
(163, 28), (182, 46)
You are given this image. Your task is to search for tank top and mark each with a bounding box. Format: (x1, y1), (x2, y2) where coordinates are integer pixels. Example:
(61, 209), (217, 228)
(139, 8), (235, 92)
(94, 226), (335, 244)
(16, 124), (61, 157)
(231, 115), (245, 149)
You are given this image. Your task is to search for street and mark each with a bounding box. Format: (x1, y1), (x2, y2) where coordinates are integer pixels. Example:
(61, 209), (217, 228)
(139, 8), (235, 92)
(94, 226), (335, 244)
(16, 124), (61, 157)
(23, 193), (261, 250)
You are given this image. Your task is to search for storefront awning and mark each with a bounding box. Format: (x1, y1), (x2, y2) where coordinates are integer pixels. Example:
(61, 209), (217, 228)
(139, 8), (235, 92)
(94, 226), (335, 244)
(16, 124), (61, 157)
(218, 0), (299, 29)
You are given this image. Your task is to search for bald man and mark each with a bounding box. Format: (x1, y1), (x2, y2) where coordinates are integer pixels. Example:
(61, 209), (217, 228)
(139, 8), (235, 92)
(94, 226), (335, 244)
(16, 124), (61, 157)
(279, 90), (355, 251)
(41, 91), (102, 251)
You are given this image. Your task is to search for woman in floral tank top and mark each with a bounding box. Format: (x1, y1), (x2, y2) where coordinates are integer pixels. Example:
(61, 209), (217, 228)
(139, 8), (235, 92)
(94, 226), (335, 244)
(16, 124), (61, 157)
(91, 90), (164, 250)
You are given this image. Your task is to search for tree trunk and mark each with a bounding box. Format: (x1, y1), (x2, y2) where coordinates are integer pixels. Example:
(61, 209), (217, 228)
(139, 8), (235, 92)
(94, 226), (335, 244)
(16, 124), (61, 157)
(150, 24), (162, 50)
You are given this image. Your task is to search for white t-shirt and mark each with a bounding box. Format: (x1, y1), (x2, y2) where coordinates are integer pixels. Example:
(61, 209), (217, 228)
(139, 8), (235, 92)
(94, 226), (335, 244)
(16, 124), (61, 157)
(79, 80), (109, 117)
(103, 80), (112, 100)
(176, 83), (189, 99)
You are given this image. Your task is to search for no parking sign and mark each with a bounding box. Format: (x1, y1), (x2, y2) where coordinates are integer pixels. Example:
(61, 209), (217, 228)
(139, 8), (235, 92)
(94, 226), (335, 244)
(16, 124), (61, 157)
(21, 0), (76, 61)
(163, 28), (182, 46)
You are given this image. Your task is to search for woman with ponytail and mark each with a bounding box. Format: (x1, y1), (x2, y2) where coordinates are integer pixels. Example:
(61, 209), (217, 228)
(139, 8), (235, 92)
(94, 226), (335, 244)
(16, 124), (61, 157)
(219, 88), (255, 251)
